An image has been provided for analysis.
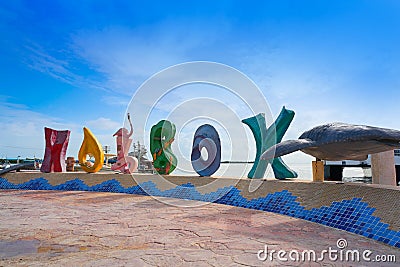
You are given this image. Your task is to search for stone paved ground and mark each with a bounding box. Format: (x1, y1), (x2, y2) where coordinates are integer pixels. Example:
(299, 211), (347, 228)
(0, 190), (399, 266)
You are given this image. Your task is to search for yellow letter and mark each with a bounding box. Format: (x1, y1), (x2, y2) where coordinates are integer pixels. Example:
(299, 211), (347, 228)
(78, 127), (104, 173)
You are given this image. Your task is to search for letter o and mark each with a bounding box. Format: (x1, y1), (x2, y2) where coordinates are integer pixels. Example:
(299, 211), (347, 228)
(191, 124), (221, 176)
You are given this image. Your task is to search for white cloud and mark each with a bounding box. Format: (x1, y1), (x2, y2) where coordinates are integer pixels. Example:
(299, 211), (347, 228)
(0, 97), (80, 158)
(101, 95), (131, 107)
(86, 117), (122, 131)
(0, 99), (121, 159)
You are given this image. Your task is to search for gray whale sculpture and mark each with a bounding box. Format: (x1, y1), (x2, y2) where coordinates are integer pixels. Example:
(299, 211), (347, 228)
(261, 122), (400, 161)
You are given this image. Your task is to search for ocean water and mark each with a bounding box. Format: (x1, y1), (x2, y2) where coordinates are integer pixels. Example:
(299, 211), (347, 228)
(343, 167), (372, 183)
(173, 163), (372, 183)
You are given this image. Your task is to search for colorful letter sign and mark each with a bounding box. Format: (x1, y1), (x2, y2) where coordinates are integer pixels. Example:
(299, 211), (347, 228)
(111, 113), (138, 174)
(242, 107), (298, 179)
(40, 127), (70, 173)
(191, 124), (221, 176)
(78, 127), (104, 173)
(150, 120), (177, 175)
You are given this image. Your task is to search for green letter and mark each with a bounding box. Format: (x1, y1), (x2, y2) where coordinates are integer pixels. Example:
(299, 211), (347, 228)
(150, 120), (177, 175)
(242, 106), (297, 179)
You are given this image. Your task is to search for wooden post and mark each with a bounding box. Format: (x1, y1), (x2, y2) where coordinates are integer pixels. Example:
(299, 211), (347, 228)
(312, 159), (324, 182)
(371, 151), (396, 186)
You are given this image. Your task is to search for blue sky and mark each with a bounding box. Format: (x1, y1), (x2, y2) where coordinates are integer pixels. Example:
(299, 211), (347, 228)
(1, 1), (400, 176)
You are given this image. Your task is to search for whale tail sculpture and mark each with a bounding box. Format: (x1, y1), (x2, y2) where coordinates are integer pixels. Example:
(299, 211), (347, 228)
(261, 122), (400, 161)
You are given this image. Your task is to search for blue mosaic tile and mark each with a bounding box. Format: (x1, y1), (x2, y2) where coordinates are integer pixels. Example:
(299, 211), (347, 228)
(54, 178), (91, 191)
(0, 176), (399, 249)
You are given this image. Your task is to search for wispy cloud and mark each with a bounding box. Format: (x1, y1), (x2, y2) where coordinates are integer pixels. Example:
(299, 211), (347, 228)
(70, 22), (223, 94)
(101, 95), (131, 107)
(23, 43), (111, 93)
(0, 97), (80, 157)
(0, 97), (121, 158)
(86, 117), (121, 131)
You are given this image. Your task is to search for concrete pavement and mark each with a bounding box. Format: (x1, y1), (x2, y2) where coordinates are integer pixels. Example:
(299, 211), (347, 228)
(0, 189), (399, 266)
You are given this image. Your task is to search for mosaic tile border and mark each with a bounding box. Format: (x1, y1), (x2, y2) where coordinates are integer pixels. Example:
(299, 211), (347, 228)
(0, 176), (399, 249)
